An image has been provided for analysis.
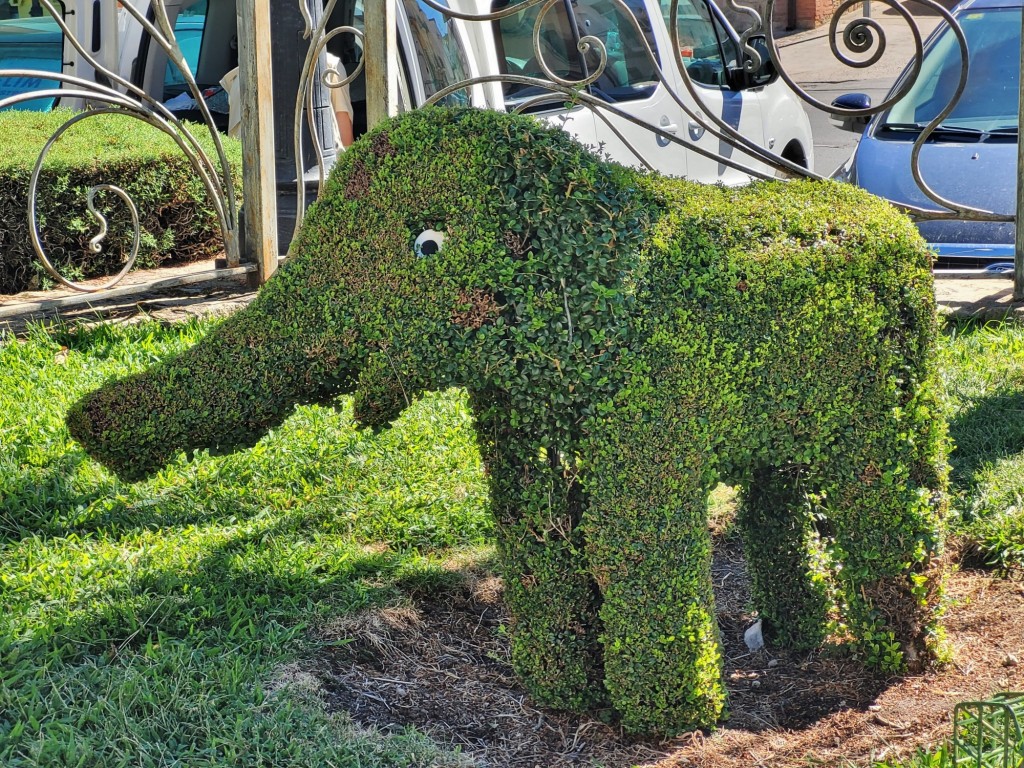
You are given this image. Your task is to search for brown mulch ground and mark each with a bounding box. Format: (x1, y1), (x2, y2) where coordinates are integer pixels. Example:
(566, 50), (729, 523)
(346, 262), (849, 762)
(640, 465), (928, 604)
(311, 535), (1024, 768)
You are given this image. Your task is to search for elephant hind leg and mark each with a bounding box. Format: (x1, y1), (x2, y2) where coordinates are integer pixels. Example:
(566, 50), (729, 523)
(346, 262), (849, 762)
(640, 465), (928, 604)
(822, 460), (947, 672)
(738, 467), (833, 650)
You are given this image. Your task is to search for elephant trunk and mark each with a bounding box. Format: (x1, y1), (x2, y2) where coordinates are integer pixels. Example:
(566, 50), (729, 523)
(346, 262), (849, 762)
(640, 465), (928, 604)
(67, 289), (361, 482)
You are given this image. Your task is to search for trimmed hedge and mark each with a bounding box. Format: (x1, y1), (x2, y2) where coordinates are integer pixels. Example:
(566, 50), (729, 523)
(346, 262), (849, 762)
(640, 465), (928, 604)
(0, 108), (241, 294)
(67, 107), (948, 735)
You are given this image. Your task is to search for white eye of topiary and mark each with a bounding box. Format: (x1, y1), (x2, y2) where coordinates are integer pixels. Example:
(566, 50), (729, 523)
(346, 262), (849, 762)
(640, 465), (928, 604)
(414, 229), (445, 258)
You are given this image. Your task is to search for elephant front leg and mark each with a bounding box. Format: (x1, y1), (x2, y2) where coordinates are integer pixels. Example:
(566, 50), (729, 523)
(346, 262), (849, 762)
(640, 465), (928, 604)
(738, 467), (833, 650)
(582, 422), (726, 735)
(472, 399), (606, 712)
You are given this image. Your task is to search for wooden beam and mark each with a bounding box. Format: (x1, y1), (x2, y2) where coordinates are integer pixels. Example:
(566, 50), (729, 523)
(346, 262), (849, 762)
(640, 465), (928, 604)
(237, 0), (279, 284)
(364, 0), (398, 130)
(0, 265), (256, 321)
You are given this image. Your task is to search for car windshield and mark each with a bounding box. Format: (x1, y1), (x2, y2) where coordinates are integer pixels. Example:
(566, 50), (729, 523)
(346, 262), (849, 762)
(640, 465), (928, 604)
(884, 5), (1020, 134)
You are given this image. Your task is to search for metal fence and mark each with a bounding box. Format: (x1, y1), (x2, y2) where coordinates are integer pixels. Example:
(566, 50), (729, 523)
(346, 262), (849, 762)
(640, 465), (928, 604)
(0, 0), (1020, 308)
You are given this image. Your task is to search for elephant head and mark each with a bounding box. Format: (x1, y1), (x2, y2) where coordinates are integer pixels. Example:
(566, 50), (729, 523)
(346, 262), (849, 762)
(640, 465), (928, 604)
(66, 108), (652, 480)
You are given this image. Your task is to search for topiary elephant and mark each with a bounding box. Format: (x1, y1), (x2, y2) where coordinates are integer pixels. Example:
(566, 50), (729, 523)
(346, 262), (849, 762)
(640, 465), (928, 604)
(67, 107), (948, 736)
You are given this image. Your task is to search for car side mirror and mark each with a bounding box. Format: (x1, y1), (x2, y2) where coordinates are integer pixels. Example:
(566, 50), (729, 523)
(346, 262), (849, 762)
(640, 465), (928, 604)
(830, 93), (873, 132)
(727, 36), (778, 90)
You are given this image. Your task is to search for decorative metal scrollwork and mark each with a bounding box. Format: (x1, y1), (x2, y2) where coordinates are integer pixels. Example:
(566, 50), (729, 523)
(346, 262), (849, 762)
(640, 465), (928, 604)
(416, 0), (1013, 226)
(293, 0), (365, 240)
(0, 0), (238, 293)
(0, 0), (1016, 296)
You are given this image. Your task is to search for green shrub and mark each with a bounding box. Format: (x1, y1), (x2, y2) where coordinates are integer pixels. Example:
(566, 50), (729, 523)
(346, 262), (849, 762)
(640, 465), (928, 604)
(67, 107), (948, 735)
(0, 109), (240, 294)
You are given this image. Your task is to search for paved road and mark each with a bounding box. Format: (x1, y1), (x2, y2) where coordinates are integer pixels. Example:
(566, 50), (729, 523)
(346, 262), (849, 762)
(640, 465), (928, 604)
(774, 3), (943, 175)
(803, 78), (894, 175)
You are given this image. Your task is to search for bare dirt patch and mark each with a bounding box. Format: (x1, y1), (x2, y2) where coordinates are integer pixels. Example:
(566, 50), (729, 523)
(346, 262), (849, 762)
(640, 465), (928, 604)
(311, 540), (1024, 768)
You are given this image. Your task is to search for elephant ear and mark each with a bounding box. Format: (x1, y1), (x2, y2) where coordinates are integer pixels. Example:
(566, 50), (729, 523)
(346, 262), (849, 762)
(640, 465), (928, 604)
(352, 350), (410, 430)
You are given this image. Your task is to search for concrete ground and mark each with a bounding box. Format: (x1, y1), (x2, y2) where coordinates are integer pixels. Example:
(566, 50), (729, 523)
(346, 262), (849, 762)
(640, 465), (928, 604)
(935, 275), (1024, 320)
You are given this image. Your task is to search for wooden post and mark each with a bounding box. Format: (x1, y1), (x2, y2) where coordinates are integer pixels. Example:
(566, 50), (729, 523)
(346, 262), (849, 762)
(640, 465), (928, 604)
(237, 0), (279, 284)
(364, 0), (398, 130)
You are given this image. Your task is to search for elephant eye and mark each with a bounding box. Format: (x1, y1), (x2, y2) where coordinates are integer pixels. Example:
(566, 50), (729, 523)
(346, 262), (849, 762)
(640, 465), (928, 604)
(414, 229), (445, 259)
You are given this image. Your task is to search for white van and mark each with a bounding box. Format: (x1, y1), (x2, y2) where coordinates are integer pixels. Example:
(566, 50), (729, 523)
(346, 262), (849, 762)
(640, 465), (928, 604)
(459, 0), (814, 181)
(0, 0), (813, 182)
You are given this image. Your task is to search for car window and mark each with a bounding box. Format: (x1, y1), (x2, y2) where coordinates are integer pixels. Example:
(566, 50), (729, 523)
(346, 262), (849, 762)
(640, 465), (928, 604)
(885, 6), (1020, 132)
(164, 0), (207, 95)
(493, 0), (659, 104)
(0, 0), (65, 111)
(402, 0), (471, 106)
(574, 0), (660, 101)
(494, 0), (582, 102)
(661, 0), (738, 88)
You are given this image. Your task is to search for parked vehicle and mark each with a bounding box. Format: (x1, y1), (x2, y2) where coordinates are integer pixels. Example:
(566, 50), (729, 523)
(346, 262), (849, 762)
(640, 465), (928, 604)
(831, 0), (1020, 271)
(468, 0), (813, 182)
(1, 0), (813, 185)
(0, 12), (64, 111)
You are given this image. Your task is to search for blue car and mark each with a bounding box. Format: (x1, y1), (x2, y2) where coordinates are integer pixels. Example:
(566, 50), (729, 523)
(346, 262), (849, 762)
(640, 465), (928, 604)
(832, 0), (1020, 271)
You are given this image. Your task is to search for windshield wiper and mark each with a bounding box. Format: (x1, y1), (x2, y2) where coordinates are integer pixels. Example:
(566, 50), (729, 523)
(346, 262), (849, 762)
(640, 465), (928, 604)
(878, 122), (984, 138)
(931, 124), (984, 137)
(879, 122), (926, 132)
(987, 126), (1018, 136)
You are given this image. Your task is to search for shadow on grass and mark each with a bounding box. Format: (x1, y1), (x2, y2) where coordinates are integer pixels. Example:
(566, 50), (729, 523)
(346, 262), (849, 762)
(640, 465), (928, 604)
(0, 450), (119, 541)
(0, 508), (410, 664)
(45, 315), (211, 360)
(0, 452), (236, 543)
(1, 415), (360, 544)
(948, 389), (1024, 495)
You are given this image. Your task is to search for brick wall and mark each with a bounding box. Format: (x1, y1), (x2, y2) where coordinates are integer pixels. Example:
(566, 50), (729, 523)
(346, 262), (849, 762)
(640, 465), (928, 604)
(720, 0), (836, 32)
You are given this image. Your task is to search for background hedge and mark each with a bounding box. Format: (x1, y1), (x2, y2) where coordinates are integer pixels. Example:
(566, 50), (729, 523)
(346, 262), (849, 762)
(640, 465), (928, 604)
(68, 108), (948, 736)
(0, 109), (241, 294)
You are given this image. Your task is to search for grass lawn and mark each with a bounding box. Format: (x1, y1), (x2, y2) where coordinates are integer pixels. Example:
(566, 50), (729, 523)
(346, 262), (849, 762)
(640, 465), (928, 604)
(1, 320), (490, 766)
(1, 315), (1022, 767)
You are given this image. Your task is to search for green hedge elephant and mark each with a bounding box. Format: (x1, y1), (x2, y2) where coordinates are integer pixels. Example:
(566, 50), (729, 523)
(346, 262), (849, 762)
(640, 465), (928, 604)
(68, 108), (948, 735)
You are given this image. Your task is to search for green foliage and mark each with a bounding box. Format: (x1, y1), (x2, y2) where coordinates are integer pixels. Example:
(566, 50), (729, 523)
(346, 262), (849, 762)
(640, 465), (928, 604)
(0, 109), (241, 294)
(941, 320), (1024, 570)
(737, 470), (832, 650)
(1, 319), (489, 766)
(66, 108), (948, 735)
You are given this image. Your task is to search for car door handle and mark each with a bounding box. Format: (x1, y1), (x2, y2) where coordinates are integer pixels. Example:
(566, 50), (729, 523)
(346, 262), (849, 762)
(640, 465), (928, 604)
(659, 116), (678, 133)
(688, 119), (706, 141)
